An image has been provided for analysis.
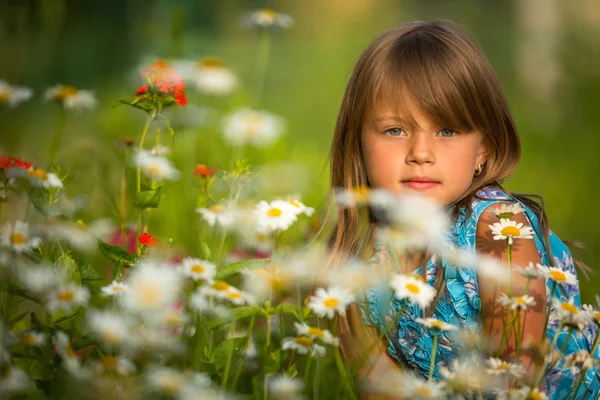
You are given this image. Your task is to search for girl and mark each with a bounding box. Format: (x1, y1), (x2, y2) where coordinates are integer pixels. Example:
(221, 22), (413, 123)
(328, 20), (600, 399)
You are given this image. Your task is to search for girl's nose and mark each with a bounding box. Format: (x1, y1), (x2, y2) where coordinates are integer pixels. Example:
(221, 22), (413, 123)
(406, 132), (435, 165)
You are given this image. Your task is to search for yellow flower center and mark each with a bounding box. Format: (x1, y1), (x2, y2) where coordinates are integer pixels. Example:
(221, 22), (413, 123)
(324, 297), (339, 308)
(0, 89), (10, 103)
(267, 207), (282, 217)
(352, 186), (370, 202)
(21, 335), (38, 346)
(516, 297), (528, 305)
(498, 362), (510, 370)
(500, 226), (521, 237)
(415, 386), (432, 396)
(111, 285), (124, 292)
(191, 264), (205, 274)
(56, 85), (78, 100)
(199, 56), (225, 68)
(227, 291), (242, 300)
(160, 377), (182, 395)
(529, 392), (543, 400)
(10, 232), (26, 245)
(75, 220), (86, 229)
(560, 303), (579, 315)
(257, 8), (278, 23)
(294, 336), (313, 347)
(430, 320), (444, 330)
(28, 168), (49, 181)
(102, 329), (121, 345)
(164, 312), (182, 326)
(57, 289), (75, 302)
(138, 282), (160, 307)
(100, 355), (118, 369)
(244, 114), (264, 137)
(550, 270), (567, 282)
(307, 327), (324, 338)
(65, 345), (76, 359)
(211, 280), (229, 291)
(594, 312), (600, 320)
(148, 162), (162, 177)
(289, 200), (301, 208)
(405, 283), (421, 294)
(209, 204), (225, 213)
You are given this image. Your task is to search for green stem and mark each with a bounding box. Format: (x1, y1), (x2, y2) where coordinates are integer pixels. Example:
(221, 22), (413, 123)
(251, 30), (272, 108)
(47, 108), (67, 167)
(221, 321), (236, 389)
(136, 108), (157, 247)
(565, 372), (587, 400)
(507, 241), (512, 297)
(543, 283), (558, 337)
(297, 282), (303, 322)
(512, 309), (522, 358)
(428, 330), (439, 381)
(231, 314), (256, 390)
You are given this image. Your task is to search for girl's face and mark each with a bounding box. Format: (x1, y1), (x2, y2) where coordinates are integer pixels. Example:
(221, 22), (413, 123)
(361, 94), (488, 207)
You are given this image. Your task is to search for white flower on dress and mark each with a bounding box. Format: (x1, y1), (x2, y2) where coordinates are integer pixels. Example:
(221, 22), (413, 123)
(546, 267), (577, 286)
(1, 221), (41, 253)
(222, 108), (285, 147)
(281, 336), (326, 357)
(46, 284), (90, 313)
(390, 274), (436, 309)
(242, 9), (294, 29)
(490, 203), (525, 219)
(254, 199), (298, 232)
(268, 374), (304, 400)
(307, 286), (355, 319)
(180, 257), (216, 282)
(196, 204), (236, 229)
(121, 261), (183, 313)
(133, 152), (181, 182)
(101, 280), (128, 296)
(489, 218), (534, 245)
(0, 81), (33, 108)
(175, 57), (238, 96)
(415, 318), (458, 332)
(44, 84), (97, 110)
(497, 294), (536, 311)
(293, 322), (339, 346)
(486, 358), (526, 377)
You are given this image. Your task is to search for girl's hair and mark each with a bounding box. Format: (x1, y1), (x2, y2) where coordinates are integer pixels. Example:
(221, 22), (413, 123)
(326, 20), (570, 363)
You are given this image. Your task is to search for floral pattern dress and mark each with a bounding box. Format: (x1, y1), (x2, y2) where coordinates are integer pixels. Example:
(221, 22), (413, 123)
(361, 186), (600, 399)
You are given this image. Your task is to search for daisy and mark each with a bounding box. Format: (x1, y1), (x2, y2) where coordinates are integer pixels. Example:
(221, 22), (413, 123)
(415, 318), (458, 332)
(254, 199), (297, 232)
(551, 298), (590, 331)
(121, 261), (183, 313)
(0, 81), (33, 108)
(101, 280), (128, 296)
(199, 280), (254, 306)
(546, 267), (577, 286)
(24, 167), (63, 188)
(519, 387), (548, 400)
(0, 366), (30, 397)
(196, 204), (236, 229)
(18, 265), (64, 294)
(175, 56), (238, 96)
(490, 203), (525, 219)
(146, 366), (187, 396)
(281, 336), (326, 357)
(475, 255), (510, 282)
(439, 360), (486, 397)
(53, 331), (90, 379)
(293, 322), (339, 346)
(19, 330), (46, 347)
(307, 286), (355, 319)
(92, 355), (136, 375)
(53, 218), (113, 252)
(242, 9), (294, 29)
(397, 375), (446, 399)
(335, 185), (371, 208)
(44, 84), (97, 110)
(486, 357), (526, 377)
(46, 283), (90, 313)
(564, 350), (598, 375)
(489, 218), (534, 245)
(180, 257), (216, 282)
(133, 152), (181, 182)
(0, 221), (41, 253)
(390, 274), (436, 309)
(285, 199), (314, 217)
(87, 309), (132, 347)
(516, 262), (549, 280)
(582, 304), (600, 325)
(268, 374), (304, 400)
(189, 291), (231, 319)
(222, 108), (285, 147)
(497, 293), (536, 311)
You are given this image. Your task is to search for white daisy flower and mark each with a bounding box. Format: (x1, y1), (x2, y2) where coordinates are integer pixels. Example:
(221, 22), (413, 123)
(268, 374), (304, 400)
(307, 286), (355, 319)
(0, 81), (33, 108)
(486, 357), (526, 377)
(551, 298), (591, 331)
(18, 265), (64, 294)
(19, 330), (46, 347)
(475, 255), (510, 282)
(322, 262), (378, 293)
(490, 203), (525, 219)
(293, 322), (339, 346)
(180, 257), (216, 282)
(23, 167), (63, 188)
(196, 204), (236, 229)
(175, 57), (238, 96)
(44, 84), (97, 110)
(582, 304), (600, 325)
(391, 274), (436, 309)
(150, 144), (170, 156)
(398, 375), (446, 399)
(52, 218), (113, 252)
(242, 8), (294, 29)
(87, 309), (133, 347)
(546, 267), (577, 286)
(439, 245), (477, 268)
(0, 366), (30, 397)
(92, 355), (136, 375)
(101, 280), (128, 296)
(517, 262), (549, 280)
(281, 336), (326, 357)
(53, 331), (90, 379)
(254, 199), (298, 232)
(497, 293), (536, 311)
(439, 360), (487, 397)
(415, 318), (458, 332)
(146, 366), (187, 396)
(517, 387), (548, 400)
(1, 221), (41, 253)
(121, 261), (183, 313)
(189, 291), (231, 319)
(133, 152), (181, 182)
(46, 283), (90, 313)
(285, 199), (314, 216)
(564, 350), (598, 375)
(199, 280), (254, 306)
(222, 108), (285, 147)
(334, 185), (372, 208)
(489, 218), (534, 245)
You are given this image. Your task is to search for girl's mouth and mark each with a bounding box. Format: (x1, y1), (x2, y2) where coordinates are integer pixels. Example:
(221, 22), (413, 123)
(401, 177), (440, 191)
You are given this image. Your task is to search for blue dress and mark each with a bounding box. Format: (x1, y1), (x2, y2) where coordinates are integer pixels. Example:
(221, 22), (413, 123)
(362, 186), (600, 399)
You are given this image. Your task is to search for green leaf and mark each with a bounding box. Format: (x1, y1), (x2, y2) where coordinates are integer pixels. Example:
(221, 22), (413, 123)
(112, 259), (124, 281)
(0, 286), (40, 304)
(284, 364), (299, 379)
(58, 253), (80, 285)
(9, 310), (29, 325)
(199, 242), (211, 260)
(208, 306), (262, 331)
(53, 311), (80, 325)
(216, 259), (268, 280)
(274, 302), (298, 317)
(80, 263), (102, 281)
(24, 186), (48, 217)
(212, 337), (245, 371)
(134, 187), (162, 209)
(97, 239), (136, 266)
(263, 350), (281, 374)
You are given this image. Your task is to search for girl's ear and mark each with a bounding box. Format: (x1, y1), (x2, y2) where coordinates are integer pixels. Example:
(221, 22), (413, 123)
(477, 135), (490, 165)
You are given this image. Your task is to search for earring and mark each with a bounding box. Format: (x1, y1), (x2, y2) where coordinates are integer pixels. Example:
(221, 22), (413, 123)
(474, 162), (483, 177)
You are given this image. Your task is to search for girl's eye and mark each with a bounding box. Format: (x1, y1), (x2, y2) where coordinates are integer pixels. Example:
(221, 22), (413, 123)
(437, 129), (458, 137)
(384, 128), (406, 137)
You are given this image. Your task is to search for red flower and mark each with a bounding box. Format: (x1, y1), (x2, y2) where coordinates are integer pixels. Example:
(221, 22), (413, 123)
(0, 156), (32, 171)
(193, 164), (217, 177)
(136, 60), (188, 108)
(138, 232), (157, 247)
(135, 84), (148, 97)
(175, 91), (187, 106)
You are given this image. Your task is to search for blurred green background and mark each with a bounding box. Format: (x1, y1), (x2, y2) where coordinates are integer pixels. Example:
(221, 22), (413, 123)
(1, 0), (599, 300)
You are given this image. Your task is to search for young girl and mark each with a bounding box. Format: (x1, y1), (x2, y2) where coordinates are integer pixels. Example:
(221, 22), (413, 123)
(328, 20), (600, 399)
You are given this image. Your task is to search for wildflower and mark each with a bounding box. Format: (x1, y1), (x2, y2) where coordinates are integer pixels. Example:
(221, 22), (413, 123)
(100, 281), (128, 297)
(551, 298), (590, 331)
(294, 322), (339, 346)
(254, 199), (298, 232)
(18, 265), (64, 294)
(391, 274), (436, 309)
(92, 355), (136, 375)
(46, 283), (90, 313)
(146, 366), (187, 396)
(397, 375), (446, 399)
(519, 387), (548, 400)
(281, 336), (326, 357)
(415, 318), (458, 332)
(564, 350), (598, 375)
(19, 330), (46, 347)
(486, 357), (526, 377)
(490, 203), (525, 219)
(189, 291), (231, 319)
(0, 366), (30, 397)
(546, 267), (577, 286)
(516, 262), (549, 280)
(193, 164), (217, 177)
(335, 185), (371, 208)
(133, 60), (188, 110)
(199, 280), (254, 306)
(439, 360), (486, 397)
(87, 309), (132, 347)
(50, 218), (113, 252)
(242, 8), (294, 29)
(121, 261), (183, 313)
(0, 221), (41, 253)
(175, 56), (238, 96)
(23, 167), (63, 188)
(53, 331), (90, 379)
(582, 304), (600, 325)
(307, 286), (355, 319)
(44, 84), (97, 110)
(285, 198), (314, 217)
(489, 218), (534, 245)
(268, 374), (304, 400)
(497, 293), (536, 311)
(222, 108), (285, 147)
(0, 81), (33, 108)
(180, 257), (216, 282)
(196, 204), (236, 229)
(138, 232), (158, 247)
(133, 152), (181, 182)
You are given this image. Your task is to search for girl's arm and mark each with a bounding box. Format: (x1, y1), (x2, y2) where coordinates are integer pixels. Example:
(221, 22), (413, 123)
(476, 203), (547, 384)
